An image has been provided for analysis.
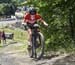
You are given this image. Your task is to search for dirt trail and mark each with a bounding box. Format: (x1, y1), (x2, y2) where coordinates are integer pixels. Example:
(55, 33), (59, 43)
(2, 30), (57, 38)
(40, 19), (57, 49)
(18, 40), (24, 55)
(0, 42), (72, 65)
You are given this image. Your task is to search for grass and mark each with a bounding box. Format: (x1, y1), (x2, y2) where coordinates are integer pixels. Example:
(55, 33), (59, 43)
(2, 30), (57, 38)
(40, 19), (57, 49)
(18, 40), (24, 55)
(0, 28), (28, 42)
(0, 27), (29, 49)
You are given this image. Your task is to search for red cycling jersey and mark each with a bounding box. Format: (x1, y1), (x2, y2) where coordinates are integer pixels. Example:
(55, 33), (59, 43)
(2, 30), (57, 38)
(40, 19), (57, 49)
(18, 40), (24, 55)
(24, 13), (42, 24)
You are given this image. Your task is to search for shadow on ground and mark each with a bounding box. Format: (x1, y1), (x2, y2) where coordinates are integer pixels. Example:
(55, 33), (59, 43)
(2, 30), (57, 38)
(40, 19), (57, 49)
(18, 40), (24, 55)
(53, 54), (75, 65)
(43, 54), (59, 59)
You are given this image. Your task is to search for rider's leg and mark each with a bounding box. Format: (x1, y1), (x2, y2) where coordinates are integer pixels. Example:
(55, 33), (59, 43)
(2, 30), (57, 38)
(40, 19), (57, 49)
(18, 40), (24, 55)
(27, 28), (32, 45)
(27, 28), (34, 58)
(27, 28), (32, 51)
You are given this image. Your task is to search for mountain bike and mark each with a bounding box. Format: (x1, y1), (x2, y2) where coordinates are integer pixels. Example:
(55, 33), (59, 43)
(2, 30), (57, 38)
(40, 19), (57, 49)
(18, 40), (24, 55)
(28, 24), (45, 60)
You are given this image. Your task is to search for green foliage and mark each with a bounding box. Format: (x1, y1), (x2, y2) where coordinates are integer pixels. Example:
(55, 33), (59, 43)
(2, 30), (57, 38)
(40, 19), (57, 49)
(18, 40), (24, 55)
(0, 0), (26, 15)
(0, 3), (17, 16)
(24, 0), (75, 52)
(0, 4), (4, 15)
(0, 0), (18, 16)
(0, 0), (11, 3)
(1, 0), (75, 52)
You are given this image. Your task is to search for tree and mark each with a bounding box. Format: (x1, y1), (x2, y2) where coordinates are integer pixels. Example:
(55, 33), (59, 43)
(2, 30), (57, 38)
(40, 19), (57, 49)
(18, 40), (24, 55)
(0, 0), (18, 16)
(23, 0), (75, 52)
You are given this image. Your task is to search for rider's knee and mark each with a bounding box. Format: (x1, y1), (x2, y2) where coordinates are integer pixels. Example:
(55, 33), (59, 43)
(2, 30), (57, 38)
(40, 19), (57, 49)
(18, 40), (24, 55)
(28, 29), (32, 36)
(29, 32), (32, 36)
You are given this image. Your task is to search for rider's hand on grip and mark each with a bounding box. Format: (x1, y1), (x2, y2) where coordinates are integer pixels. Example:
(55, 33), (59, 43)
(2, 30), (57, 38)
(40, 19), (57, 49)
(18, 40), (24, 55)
(22, 22), (27, 26)
(43, 22), (48, 27)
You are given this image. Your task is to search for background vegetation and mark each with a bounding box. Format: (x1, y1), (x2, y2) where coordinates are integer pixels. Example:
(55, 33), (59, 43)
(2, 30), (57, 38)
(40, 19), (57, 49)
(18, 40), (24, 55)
(0, 0), (75, 53)
(25, 0), (75, 52)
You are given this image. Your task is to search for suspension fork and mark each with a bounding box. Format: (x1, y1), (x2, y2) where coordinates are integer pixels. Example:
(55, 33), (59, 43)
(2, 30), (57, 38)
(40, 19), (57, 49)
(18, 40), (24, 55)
(32, 33), (38, 58)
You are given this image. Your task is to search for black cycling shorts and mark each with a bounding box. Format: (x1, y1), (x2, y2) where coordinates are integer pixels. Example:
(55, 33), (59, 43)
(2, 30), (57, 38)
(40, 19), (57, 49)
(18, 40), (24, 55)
(25, 22), (37, 30)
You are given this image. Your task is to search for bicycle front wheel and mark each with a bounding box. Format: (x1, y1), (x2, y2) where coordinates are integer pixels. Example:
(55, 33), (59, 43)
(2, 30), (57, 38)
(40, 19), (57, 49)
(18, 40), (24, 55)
(35, 32), (45, 60)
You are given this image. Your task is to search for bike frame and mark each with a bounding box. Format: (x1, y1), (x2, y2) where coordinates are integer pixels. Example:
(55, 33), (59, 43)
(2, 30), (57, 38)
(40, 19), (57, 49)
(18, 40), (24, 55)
(29, 24), (45, 60)
(31, 25), (40, 58)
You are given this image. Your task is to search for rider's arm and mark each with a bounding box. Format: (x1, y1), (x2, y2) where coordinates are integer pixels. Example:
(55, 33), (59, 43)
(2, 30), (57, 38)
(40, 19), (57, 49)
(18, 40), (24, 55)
(22, 14), (28, 25)
(36, 14), (48, 26)
(39, 19), (48, 26)
(23, 13), (30, 24)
